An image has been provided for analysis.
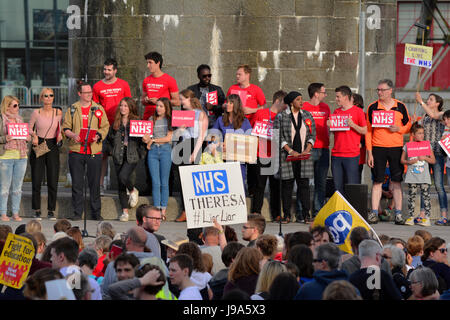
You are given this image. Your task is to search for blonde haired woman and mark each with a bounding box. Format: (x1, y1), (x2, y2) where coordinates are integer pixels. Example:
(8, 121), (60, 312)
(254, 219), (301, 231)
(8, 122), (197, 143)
(0, 95), (32, 221)
(29, 88), (62, 220)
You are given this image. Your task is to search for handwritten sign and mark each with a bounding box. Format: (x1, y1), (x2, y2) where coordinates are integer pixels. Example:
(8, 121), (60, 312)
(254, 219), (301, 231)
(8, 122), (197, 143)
(129, 120), (153, 137)
(7, 123), (29, 139)
(251, 121), (273, 140)
(230, 89), (248, 107)
(330, 115), (350, 131)
(172, 110), (195, 127)
(372, 110), (395, 128)
(179, 162), (248, 229)
(439, 135), (450, 157)
(223, 133), (258, 164)
(406, 141), (431, 158)
(0, 233), (35, 289)
(404, 43), (433, 69)
(207, 91), (218, 105)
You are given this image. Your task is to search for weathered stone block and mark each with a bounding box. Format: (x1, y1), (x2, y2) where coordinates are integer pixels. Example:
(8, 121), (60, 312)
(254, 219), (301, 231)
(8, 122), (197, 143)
(334, 52), (359, 70)
(140, 0), (184, 15)
(279, 17), (318, 51)
(295, 0), (334, 17)
(184, 0), (241, 16)
(334, 1), (360, 18)
(305, 52), (335, 70)
(364, 53), (396, 89)
(242, 0), (295, 17)
(318, 17), (359, 52)
(364, 21), (396, 53)
(220, 51), (258, 68)
(256, 69), (281, 101)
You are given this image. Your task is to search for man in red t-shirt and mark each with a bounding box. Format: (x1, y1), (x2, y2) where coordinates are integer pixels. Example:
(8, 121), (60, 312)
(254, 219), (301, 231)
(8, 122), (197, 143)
(140, 52), (180, 120)
(250, 90), (287, 221)
(93, 59), (132, 194)
(227, 64), (266, 196)
(328, 86), (367, 195)
(301, 83), (331, 218)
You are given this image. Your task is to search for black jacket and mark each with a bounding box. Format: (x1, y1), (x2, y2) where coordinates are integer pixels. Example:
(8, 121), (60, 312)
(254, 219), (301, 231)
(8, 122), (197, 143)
(186, 83), (225, 126)
(104, 124), (147, 165)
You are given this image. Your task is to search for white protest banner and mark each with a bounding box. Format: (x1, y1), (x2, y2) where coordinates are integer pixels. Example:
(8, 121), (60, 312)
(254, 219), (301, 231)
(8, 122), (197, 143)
(251, 121), (273, 140)
(129, 120), (153, 137)
(179, 162), (248, 229)
(371, 110), (395, 128)
(7, 123), (29, 139)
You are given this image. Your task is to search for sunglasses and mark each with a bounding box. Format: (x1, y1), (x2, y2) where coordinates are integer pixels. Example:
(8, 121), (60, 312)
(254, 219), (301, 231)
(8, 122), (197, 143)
(382, 254), (392, 259)
(376, 88), (391, 92)
(144, 216), (162, 221)
(44, 94), (54, 98)
(11, 104), (19, 108)
(438, 248), (448, 254)
(313, 258), (326, 263)
(202, 74), (212, 78)
(242, 226), (254, 230)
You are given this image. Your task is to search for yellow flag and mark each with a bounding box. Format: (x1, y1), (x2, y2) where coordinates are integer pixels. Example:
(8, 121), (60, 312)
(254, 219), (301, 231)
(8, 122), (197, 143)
(313, 191), (381, 254)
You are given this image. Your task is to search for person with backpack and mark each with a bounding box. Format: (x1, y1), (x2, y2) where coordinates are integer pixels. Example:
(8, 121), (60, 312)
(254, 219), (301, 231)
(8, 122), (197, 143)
(421, 237), (450, 294)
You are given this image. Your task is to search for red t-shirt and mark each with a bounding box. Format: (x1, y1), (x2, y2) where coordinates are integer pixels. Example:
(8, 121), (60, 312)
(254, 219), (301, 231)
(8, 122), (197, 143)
(253, 108), (277, 158)
(92, 254), (107, 278)
(93, 78), (131, 125)
(142, 73), (179, 120)
(79, 105), (92, 154)
(302, 101), (331, 149)
(227, 84), (266, 125)
(331, 106), (367, 157)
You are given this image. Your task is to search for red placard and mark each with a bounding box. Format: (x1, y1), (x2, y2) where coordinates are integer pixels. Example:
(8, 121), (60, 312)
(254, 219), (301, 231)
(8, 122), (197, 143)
(286, 153), (311, 161)
(129, 120), (153, 137)
(79, 128), (97, 143)
(406, 141), (431, 158)
(372, 110), (395, 127)
(7, 123), (29, 139)
(207, 91), (218, 105)
(329, 115), (350, 131)
(230, 89), (248, 107)
(251, 121), (273, 140)
(439, 135), (450, 157)
(172, 110), (195, 127)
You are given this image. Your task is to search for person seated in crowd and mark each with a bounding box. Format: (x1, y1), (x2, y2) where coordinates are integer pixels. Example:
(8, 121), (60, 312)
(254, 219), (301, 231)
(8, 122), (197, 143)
(23, 268), (64, 300)
(96, 221), (116, 240)
(268, 272), (300, 300)
(287, 244), (314, 287)
(415, 229), (432, 243)
(322, 280), (362, 300)
(53, 219), (72, 234)
(251, 260), (287, 300)
(223, 247), (263, 297)
(78, 247), (103, 285)
(409, 267), (440, 300)
(25, 219), (42, 234)
(208, 242), (245, 300)
(72, 273), (94, 300)
(285, 231), (314, 260)
(255, 234), (278, 268)
(382, 244), (412, 299)
(169, 254), (202, 300)
(199, 219), (227, 275)
(92, 235), (112, 278)
(407, 235), (425, 270)
(202, 253), (213, 274)
(108, 264), (165, 300)
(66, 227), (84, 252)
(421, 237), (450, 293)
(242, 214), (266, 247)
(31, 231), (46, 260)
(0, 224), (12, 241)
(349, 240), (402, 300)
(294, 243), (348, 300)
(310, 226), (334, 250)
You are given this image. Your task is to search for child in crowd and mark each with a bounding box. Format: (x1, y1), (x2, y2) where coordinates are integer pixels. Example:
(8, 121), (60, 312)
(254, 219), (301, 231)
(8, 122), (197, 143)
(400, 122), (435, 227)
(406, 235), (425, 269)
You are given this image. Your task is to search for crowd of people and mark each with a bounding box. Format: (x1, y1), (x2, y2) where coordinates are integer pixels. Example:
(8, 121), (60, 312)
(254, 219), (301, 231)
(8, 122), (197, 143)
(1, 214), (449, 300)
(0, 50), (447, 226)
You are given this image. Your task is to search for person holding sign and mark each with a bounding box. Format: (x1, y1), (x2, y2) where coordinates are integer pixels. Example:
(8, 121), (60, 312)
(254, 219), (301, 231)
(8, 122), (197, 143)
(273, 91), (316, 223)
(29, 88), (63, 221)
(62, 81), (110, 221)
(415, 92), (448, 226)
(328, 86), (367, 196)
(104, 98), (147, 222)
(366, 79), (411, 225)
(142, 98), (174, 219)
(0, 96), (32, 222)
(401, 122), (435, 227)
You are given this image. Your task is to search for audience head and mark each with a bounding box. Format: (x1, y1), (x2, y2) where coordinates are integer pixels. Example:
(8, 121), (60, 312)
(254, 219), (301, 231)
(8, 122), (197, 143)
(96, 221), (116, 239)
(268, 272), (300, 300)
(53, 219), (72, 233)
(242, 214), (266, 242)
(0, 225), (12, 241)
(255, 260), (287, 294)
(287, 231), (314, 258)
(358, 239), (382, 266)
(322, 280), (362, 300)
(407, 235), (425, 257)
(311, 226), (334, 248)
(222, 289), (250, 300)
(26, 220), (42, 234)
(378, 234), (391, 247)
(114, 253), (140, 281)
(415, 230), (432, 243)
(349, 227), (369, 254)
(71, 272), (92, 300)
(256, 234), (278, 260)
(422, 237), (447, 264)
(202, 253), (213, 274)
(177, 241), (206, 272)
(169, 254), (194, 286)
(15, 224), (26, 235)
(228, 247), (262, 282)
(221, 241), (245, 268)
(94, 235), (113, 256)
(134, 263), (166, 298)
(224, 225), (238, 242)
(23, 268), (64, 300)
(383, 244), (405, 270)
(31, 231), (46, 255)
(314, 243), (341, 271)
(124, 227), (147, 252)
(50, 237), (80, 268)
(66, 227), (84, 251)
(409, 267), (439, 299)
(388, 238), (407, 250)
(77, 248), (98, 272)
(287, 244), (314, 279)
(202, 226), (220, 246)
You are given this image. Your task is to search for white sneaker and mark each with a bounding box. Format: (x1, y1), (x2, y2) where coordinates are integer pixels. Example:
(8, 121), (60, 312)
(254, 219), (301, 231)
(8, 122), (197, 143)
(100, 185), (105, 196)
(119, 212), (129, 222)
(418, 217), (431, 227)
(404, 217), (414, 226)
(128, 188), (139, 208)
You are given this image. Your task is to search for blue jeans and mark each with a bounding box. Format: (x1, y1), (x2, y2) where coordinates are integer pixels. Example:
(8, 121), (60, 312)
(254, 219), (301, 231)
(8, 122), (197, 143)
(0, 158), (27, 216)
(311, 148), (329, 215)
(421, 154), (447, 214)
(331, 155), (360, 195)
(148, 143), (172, 209)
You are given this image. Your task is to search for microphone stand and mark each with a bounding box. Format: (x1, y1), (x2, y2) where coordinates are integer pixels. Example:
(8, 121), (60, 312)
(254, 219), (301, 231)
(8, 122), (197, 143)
(277, 114), (283, 237)
(81, 106), (97, 238)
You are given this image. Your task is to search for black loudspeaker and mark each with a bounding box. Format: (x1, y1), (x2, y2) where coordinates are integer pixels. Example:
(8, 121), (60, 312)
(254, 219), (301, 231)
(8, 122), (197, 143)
(326, 177), (335, 198)
(344, 184), (368, 221)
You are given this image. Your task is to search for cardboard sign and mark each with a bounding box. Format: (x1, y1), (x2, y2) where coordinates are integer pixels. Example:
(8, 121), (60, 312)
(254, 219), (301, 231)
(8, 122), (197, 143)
(207, 91), (218, 105)
(0, 233), (35, 289)
(172, 110), (195, 127)
(79, 128), (97, 143)
(404, 43), (433, 69)
(179, 162), (248, 229)
(438, 135), (450, 157)
(230, 89), (248, 107)
(7, 123), (29, 139)
(371, 110), (395, 128)
(406, 141), (431, 158)
(129, 120), (153, 137)
(251, 121), (273, 140)
(329, 115), (350, 131)
(223, 133), (258, 164)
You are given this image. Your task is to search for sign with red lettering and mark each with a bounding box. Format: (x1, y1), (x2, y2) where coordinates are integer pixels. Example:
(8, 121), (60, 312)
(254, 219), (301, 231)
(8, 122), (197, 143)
(7, 123), (29, 139)
(251, 121), (273, 140)
(129, 120), (153, 137)
(329, 115), (350, 131)
(172, 110), (195, 127)
(207, 91), (218, 105)
(230, 89), (248, 107)
(438, 135), (450, 158)
(406, 141), (431, 158)
(372, 110), (395, 128)
(287, 153), (311, 161)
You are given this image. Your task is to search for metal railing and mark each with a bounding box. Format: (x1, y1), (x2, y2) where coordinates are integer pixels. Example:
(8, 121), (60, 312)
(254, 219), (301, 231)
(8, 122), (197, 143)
(0, 86), (29, 104)
(0, 85), (69, 107)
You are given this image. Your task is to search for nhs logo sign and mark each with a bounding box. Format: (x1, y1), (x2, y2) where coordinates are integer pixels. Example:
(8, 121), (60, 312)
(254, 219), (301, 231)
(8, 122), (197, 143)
(192, 170), (229, 196)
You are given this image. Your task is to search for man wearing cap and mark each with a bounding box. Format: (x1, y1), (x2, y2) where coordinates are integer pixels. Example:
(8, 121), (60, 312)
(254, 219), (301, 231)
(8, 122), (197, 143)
(273, 91), (316, 223)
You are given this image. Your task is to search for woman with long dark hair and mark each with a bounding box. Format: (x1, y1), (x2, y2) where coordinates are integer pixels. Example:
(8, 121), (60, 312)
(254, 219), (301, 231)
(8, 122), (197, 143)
(104, 97), (146, 222)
